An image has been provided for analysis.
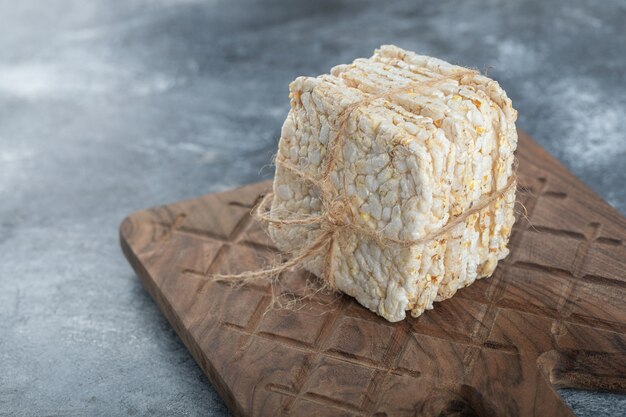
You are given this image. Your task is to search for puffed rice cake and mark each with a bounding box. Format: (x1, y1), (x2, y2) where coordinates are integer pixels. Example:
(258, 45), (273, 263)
(269, 45), (518, 322)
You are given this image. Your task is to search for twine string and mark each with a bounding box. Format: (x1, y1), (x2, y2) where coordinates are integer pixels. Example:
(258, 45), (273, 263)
(211, 70), (517, 292)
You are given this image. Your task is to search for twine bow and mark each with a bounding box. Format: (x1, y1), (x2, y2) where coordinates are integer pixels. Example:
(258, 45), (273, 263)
(213, 70), (517, 291)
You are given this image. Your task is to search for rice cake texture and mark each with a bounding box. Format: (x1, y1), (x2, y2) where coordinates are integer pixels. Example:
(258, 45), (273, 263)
(269, 45), (518, 322)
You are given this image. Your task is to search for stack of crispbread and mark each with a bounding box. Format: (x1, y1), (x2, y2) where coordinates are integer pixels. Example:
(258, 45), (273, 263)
(269, 45), (518, 322)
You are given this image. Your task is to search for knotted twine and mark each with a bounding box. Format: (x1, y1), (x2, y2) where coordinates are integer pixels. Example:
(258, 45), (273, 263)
(213, 70), (517, 294)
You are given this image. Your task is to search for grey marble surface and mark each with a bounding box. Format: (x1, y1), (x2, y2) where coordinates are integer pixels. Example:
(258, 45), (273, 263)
(1, 0), (625, 416)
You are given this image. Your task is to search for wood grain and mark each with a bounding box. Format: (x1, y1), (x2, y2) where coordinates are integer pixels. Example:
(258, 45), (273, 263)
(120, 130), (626, 417)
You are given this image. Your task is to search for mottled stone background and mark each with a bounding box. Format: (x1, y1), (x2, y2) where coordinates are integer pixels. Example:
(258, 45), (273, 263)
(1, 0), (625, 416)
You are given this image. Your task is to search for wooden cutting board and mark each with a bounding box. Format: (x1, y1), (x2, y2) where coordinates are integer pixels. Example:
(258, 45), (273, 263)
(120, 130), (626, 417)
